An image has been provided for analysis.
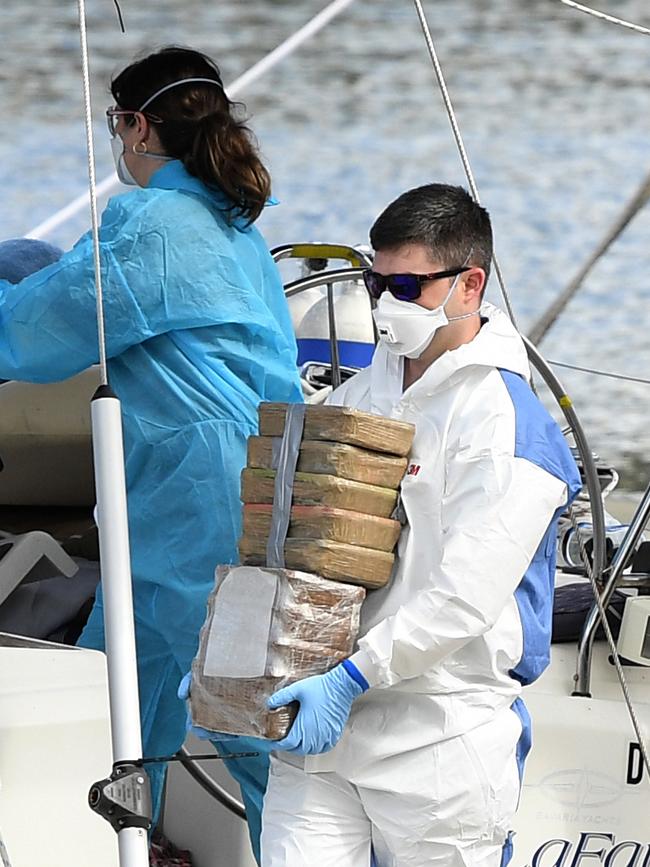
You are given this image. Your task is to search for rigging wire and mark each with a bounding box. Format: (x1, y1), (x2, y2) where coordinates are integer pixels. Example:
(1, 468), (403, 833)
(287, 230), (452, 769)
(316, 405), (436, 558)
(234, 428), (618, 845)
(411, 0), (518, 329)
(528, 169), (650, 345)
(112, 0), (126, 33)
(558, 0), (650, 37)
(547, 360), (650, 387)
(76, 0), (108, 386)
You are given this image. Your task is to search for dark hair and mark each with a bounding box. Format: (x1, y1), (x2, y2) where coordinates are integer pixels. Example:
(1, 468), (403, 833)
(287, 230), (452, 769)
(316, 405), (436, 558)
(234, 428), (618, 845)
(111, 46), (271, 224)
(369, 184), (493, 291)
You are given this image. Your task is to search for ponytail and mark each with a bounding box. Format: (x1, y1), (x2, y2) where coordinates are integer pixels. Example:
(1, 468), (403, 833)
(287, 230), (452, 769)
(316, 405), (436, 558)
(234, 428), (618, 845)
(187, 110), (271, 224)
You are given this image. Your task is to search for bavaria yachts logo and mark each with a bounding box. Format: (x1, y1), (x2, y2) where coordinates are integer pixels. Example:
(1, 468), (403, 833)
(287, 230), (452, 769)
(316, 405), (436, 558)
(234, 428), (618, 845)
(539, 769), (623, 809)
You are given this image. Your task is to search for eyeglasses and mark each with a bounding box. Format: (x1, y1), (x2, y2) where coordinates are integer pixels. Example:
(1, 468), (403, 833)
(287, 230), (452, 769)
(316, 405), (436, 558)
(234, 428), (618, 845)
(362, 266), (471, 302)
(106, 108), (135, 136)
(105, 107), (162, 137)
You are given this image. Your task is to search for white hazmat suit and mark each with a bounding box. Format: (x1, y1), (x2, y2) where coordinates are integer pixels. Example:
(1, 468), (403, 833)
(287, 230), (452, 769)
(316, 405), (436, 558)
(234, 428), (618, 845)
(261, 304), (581, 867)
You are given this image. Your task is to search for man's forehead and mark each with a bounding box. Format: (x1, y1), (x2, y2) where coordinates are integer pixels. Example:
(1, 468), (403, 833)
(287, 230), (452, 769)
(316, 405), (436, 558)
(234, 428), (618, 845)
(373, 243), (442, 273)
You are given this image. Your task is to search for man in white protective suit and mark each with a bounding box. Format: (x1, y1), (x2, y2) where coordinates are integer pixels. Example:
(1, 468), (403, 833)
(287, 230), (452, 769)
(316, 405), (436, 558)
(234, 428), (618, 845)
(261, 184), (582, 867)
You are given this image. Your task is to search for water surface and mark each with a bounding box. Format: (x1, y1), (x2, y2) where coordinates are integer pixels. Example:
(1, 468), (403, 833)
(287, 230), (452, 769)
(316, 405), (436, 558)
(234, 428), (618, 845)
(1, 0), (649, 485)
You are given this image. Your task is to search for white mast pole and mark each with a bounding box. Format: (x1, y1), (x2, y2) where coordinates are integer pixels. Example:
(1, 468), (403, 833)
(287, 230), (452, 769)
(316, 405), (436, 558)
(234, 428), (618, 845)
(75, 0), (150, 863)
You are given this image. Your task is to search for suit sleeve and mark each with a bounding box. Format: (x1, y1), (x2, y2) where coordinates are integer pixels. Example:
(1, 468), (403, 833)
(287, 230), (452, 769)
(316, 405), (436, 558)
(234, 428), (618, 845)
(349, 441), (568, 688)
(0, 192), (251, 384)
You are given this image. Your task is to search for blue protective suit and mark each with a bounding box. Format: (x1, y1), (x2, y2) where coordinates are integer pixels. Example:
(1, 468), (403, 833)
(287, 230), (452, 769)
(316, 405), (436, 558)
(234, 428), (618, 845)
(0, 160), (303, 861)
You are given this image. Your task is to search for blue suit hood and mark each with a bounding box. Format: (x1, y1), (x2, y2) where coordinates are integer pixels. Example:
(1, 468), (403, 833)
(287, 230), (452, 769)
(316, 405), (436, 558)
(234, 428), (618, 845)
(148, 160), (260, 232)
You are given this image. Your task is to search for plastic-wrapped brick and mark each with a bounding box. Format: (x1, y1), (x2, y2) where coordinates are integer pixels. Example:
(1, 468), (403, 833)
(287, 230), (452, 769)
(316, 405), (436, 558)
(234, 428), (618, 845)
(238, 537), (395, 589)
(240, 468), (398, 518)
(190, 565), (365, 740)
(258, 403), (415, 456)
(247, 436), (408, 489)
(242, 504), (401, 552)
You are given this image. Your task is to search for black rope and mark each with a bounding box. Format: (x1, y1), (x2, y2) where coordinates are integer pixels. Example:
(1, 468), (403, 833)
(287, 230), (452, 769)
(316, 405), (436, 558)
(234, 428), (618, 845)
(112, 0), (126, 32)
(138, 750), (259, 766)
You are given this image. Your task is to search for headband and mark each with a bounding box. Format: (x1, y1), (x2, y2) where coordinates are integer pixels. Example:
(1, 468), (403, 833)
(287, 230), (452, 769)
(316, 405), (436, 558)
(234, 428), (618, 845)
(138, 76), (223, 112)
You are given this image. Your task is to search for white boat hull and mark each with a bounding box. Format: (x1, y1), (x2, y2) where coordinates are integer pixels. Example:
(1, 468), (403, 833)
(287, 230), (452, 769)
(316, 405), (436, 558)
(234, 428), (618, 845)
(513, 644), (650, 867)
(0, 635), (118, 867)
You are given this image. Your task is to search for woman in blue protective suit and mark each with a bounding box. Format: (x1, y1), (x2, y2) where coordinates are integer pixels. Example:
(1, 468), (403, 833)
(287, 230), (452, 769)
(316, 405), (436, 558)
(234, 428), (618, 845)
(0, 47), (302, 863)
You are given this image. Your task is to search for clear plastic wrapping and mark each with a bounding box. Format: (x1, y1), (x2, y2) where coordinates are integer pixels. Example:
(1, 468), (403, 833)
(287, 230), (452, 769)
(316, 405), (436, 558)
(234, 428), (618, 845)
(190, 565), (365, 740)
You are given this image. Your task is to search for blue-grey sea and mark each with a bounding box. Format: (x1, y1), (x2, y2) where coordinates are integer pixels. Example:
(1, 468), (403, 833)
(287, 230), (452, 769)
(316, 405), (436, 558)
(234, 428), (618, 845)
(0, 0), (649, 486)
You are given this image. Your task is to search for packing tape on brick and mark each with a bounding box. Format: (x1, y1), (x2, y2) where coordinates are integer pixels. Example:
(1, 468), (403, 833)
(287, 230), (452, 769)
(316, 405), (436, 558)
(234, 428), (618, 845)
(266, 403), (306, 568)
(270, 436), (282, 467)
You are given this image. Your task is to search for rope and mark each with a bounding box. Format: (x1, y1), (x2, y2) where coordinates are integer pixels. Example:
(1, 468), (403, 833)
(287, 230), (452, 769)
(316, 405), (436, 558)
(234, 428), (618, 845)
(26, 0), (355, 241)
(547, 360), (650, 387)
(559, 0), (650, 37)
(76, 0), (108, 386)
(411, 0), (518, 330)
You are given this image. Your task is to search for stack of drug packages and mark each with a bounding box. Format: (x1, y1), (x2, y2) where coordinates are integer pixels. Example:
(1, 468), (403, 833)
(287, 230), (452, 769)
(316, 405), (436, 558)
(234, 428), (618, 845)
(190, 402), (415, 740)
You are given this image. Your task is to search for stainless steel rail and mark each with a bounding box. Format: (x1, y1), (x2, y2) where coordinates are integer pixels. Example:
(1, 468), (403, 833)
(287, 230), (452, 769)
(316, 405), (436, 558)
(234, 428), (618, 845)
(575, 481), (650, 695)
(523, 338), (607, 595)
(283, 267), (366, 297)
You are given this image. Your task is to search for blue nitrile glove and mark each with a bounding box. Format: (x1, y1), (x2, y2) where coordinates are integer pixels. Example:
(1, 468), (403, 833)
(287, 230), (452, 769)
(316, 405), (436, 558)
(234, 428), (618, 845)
(268, 660), (369, 755)
(178, 672), (274, 752)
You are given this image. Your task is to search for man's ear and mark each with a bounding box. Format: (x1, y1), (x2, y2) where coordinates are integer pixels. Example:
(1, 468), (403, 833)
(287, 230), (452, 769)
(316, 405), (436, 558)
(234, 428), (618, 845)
(462, 267), (485, 303)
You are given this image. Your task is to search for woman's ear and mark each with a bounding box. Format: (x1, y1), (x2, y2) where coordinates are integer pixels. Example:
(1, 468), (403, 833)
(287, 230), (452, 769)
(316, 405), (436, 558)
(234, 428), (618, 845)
(133, 111), (150, 143)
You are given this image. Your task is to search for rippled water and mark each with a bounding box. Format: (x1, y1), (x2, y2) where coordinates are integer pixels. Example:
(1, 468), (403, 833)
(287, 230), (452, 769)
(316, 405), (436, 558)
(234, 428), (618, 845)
(1, 0), (649, 486)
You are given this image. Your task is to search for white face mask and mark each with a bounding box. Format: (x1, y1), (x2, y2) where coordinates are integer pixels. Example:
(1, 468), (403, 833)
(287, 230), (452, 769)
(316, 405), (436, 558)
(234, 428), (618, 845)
(372, 267), (477, 359)
(110, 134), (138, 186)
(110, 133), (175, 186)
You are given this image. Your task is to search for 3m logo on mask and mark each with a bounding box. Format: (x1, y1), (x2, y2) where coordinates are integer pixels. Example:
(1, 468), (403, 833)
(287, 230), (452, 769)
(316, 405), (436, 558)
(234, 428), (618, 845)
(376, 323), (398, 344)
(407, 464), (421, 477)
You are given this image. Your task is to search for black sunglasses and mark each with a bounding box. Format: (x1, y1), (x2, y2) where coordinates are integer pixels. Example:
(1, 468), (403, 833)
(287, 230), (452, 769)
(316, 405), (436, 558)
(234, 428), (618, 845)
(362, 267), (471, 302)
